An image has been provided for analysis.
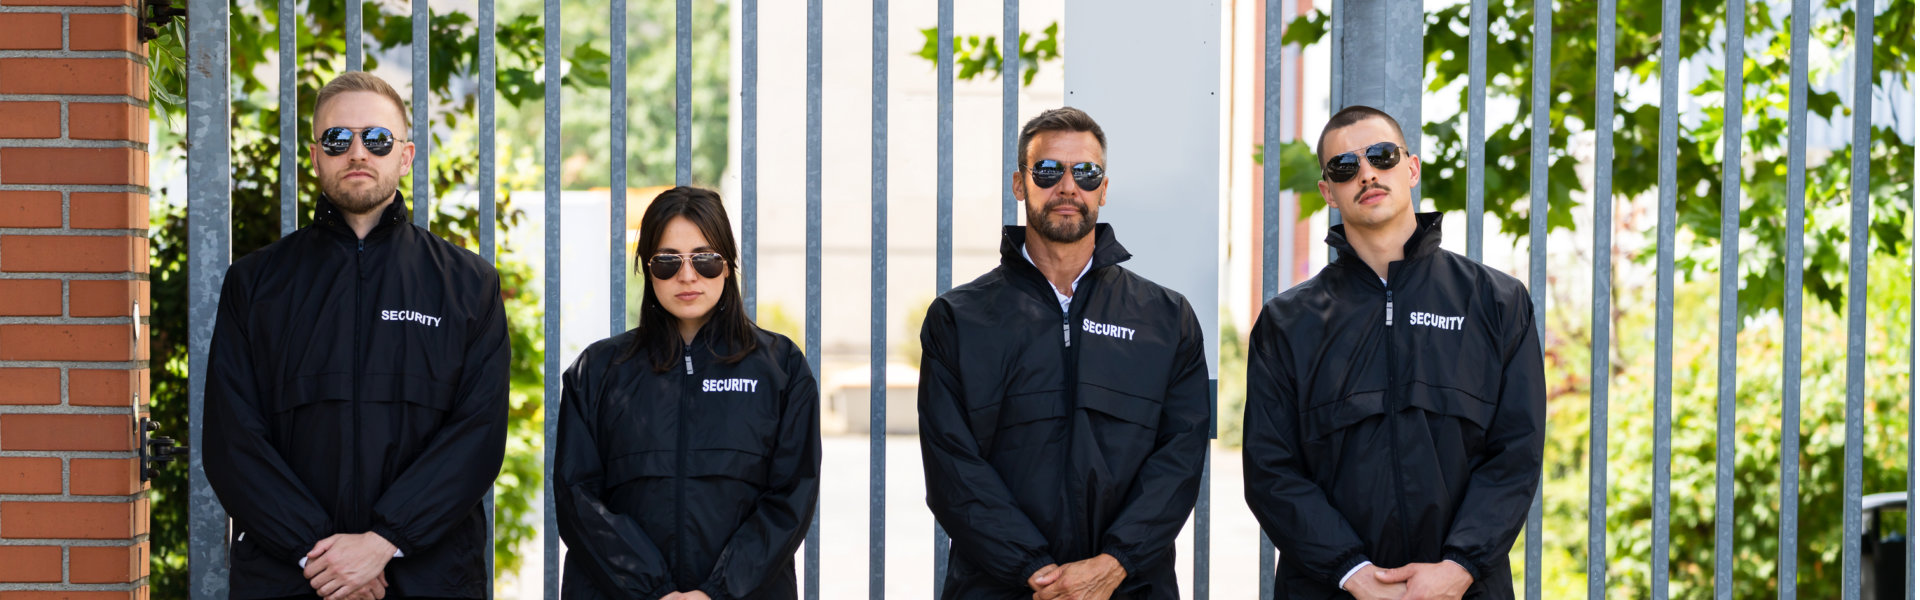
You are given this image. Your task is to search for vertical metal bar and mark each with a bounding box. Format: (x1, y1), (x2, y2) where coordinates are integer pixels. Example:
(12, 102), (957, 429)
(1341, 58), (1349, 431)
(1328, 0), (1341, 112)
(347, 0), (363, 71)
(869, 1), (888, 597)
(742, 0), (758, 316)
(1466, 0), (1486, 261)
(413, 0), (432, 229)
(1650, 0), (1680, 596)
(1196, 382), (1215, 600)
(1779, 0), (1809, 595)
(1907, 0), (1920, 569)
(933, 0), (954, 592)
(1259, 1), (1282, 598)
(1589, 1), (1616, 597)
(1277, 0), (1295, 296)
(188, 0), (234, 593)
(675, 0), (692, 186)
(1841, 0), (1873, 595)
(1002, 0), (1019, 227)
(1325, 0), (1341, 236)
(1526, 0), (1550, 597)
(611, 0), (628, 336)
(279, 0), (296, 235)
(477, 1), (498, 592)
(805, 0), (824, 596)
(542, 0), (561, 595)
(1713, 1), (1743, 597)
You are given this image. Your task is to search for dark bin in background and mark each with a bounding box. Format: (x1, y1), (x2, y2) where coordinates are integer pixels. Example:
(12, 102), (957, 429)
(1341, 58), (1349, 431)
(1862, 492), (1909, 600)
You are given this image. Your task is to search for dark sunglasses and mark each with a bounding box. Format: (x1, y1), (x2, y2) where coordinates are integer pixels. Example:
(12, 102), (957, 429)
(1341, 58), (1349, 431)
(1321, 142), (1405, 183)
(316, 126), (403, 157)
(647, 252), (726, 280)
(1027, 159), (1106, 192)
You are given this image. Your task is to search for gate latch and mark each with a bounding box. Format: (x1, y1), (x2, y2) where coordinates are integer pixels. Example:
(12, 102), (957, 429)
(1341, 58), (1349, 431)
(140, 417), (185, 482)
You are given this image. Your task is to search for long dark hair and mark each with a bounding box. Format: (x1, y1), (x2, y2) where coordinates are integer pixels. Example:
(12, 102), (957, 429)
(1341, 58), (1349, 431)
(619, 186), (758, 372)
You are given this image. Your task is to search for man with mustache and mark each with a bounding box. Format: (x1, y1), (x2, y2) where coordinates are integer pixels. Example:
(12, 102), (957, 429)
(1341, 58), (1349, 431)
(204, 71), (509, 600)
(918, 107), (1209, 600)
(1242, 105), (1545, 600)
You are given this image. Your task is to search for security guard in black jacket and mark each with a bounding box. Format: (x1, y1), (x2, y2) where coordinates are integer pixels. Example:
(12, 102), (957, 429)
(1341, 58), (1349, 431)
(919, 107), (1210, 600)
(1244, 105), (1545, 600)
(204, 72), (510, 600)
(554, 187), (820, 600)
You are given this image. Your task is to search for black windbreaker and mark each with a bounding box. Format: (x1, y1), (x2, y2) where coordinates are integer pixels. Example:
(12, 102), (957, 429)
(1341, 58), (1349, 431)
(203, 194), (510, 599)
(1242, 212), (1545, 599)
(918, 225), (1210, 600)
(554, 325), (820, 600)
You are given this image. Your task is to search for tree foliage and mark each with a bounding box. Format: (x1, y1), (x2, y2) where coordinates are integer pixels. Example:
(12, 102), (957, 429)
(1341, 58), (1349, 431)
(1283, 0), (1912, 319)
(914, 21), (1061, 86)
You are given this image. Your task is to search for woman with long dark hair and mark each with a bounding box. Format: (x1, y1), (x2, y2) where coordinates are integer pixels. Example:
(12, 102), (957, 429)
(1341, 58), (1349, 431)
(554, 186), (820, 600)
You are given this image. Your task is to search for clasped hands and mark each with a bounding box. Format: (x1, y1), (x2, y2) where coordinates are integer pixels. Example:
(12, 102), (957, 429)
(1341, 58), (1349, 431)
(1342, 561), (1473, 600)
(1026, 554), (1127, 600)
(303, 532), (395, 600)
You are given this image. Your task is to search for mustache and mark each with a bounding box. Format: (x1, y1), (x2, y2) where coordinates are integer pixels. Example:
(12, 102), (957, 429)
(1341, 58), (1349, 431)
(1043, 198), (1088, 214)
(1351, 183), (1390, 204)
(338, 160), (377, 175)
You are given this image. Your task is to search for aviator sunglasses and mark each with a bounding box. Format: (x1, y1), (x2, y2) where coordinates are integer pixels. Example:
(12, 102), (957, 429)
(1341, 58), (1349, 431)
(316, 126), (404, 157)
(647, 252), (726, 280)
(1321, 141), (1406, 183)
(1027, 159), (1106, 192)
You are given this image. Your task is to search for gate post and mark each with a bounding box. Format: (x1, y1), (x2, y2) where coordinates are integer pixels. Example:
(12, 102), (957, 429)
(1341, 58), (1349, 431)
(0, 2), (155, 597)
(1330, 0), (1423, 206)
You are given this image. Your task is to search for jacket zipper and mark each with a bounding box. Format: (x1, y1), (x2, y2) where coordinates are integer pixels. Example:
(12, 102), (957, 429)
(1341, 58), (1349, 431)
(1062, 313), (1071, 347)
(1384, 284), (1416, 558)
(676, 343), (692, 586)
(350, 238), (365, 528)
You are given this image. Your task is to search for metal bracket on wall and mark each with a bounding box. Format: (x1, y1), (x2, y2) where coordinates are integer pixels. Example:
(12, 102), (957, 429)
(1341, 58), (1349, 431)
(139, 416), (184, 482)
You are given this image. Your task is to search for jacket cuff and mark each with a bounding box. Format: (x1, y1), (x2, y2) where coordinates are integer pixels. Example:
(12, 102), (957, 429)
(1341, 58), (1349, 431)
(1442, 551), (1481, 583)
(1331, 552), (1370, 589)
(696, 581), (732, 600)
(1021, 556), (1057, 587)
(367, 525), (416, 559)
(1099, 547), (1137, 581)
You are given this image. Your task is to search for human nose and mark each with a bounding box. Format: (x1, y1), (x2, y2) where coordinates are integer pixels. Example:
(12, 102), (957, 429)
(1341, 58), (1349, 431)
(675, 257), (698, 282)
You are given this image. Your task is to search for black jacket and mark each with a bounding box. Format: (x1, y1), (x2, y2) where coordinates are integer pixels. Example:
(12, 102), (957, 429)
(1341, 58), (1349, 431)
(203, 194), (511, 599)
(554, 325), (820, 600)
(918, 225), (1210, 600)
(1243, 212), (1545, 599)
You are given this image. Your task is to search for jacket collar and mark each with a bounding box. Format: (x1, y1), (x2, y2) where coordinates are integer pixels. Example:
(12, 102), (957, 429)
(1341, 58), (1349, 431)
(998, 223), (1132, 276)
(1326, 211), (1444, 269)
(314, 192), (412, 241)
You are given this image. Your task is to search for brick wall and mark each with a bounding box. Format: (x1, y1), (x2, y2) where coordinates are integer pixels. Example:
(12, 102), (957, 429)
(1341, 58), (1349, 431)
(0, 0), (153, 596)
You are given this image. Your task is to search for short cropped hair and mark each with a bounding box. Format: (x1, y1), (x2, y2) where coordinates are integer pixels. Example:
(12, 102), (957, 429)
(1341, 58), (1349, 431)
(1016, 107), (1107, 170)
(313, 71), (410, 135)
(1315, 105), (1406, 162)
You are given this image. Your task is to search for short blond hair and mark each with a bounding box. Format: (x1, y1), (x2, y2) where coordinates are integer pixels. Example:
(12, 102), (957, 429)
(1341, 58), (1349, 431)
(313, 71), (410, 134)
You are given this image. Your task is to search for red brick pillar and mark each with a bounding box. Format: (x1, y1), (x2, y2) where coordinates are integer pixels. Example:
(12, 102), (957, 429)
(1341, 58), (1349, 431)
(0, 0), (154, 596)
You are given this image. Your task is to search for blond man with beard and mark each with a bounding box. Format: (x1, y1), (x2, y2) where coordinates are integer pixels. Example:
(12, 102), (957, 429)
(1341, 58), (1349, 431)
(204, 71), (510, 600)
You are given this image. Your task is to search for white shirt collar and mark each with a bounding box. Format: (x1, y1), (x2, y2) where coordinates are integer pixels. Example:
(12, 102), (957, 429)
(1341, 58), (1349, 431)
(1021, 244), (1093, 314)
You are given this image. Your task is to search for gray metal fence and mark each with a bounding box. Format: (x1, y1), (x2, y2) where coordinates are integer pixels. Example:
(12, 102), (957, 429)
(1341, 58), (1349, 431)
(178, 0), (1915, 598)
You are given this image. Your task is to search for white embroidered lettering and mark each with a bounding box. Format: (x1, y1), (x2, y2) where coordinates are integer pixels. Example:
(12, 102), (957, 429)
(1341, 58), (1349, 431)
(701, 378), (760, 393)
(1408, 311), (1465, 331)
(380, 309), (442, 327)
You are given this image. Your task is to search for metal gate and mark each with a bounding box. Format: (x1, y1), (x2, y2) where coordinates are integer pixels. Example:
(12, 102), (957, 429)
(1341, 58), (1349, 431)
(175, 0), (1916, 598)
